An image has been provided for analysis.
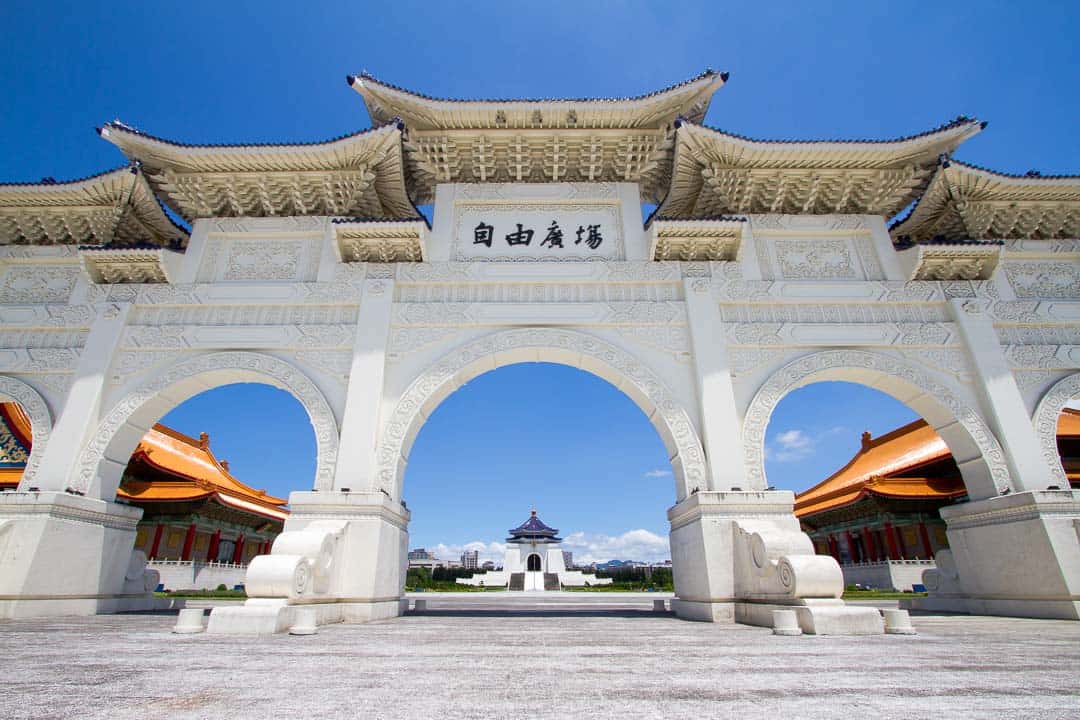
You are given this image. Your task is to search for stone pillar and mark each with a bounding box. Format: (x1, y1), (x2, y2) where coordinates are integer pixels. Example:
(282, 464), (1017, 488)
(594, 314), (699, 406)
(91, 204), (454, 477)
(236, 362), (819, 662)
(668, 491), (883, 633)
(26, 303), (131, 495)
(0, 302), (165, 618)
(918, 522), (935, 560)
(207, 530), (221, 563)
(948, 298), (1054, 493)
(682, 278), (747, 491)
(207, 491), (411, 633)
(232, 534), (245, 564)
(845, 531), (859, 563)
(884, 522), (900, 561)
(905, 491), (1080, 620)
(149, 524), (164, 560)
(180, 524), (197, 562)
(862, 527), (877, 562)
(333, 276), (395, 493)
(827, 535), (840, 563)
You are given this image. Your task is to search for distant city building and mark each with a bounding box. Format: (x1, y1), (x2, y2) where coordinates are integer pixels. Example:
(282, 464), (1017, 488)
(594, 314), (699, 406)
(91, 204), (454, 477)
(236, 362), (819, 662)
(461, 550), (479, 569)
(458, 511), (611, 591)
(481, 561), (495, 571)
(561, 550), (573, 569)
(407, 548), (438, 570)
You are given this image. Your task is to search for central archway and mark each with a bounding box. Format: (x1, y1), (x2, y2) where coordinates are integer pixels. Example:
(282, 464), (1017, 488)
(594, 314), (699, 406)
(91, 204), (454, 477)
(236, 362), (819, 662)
(376, 328), (707, 502)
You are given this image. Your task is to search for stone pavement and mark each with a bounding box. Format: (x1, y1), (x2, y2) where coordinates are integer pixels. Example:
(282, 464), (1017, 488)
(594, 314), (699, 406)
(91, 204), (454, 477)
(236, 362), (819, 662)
(2, 600), (1078, 719)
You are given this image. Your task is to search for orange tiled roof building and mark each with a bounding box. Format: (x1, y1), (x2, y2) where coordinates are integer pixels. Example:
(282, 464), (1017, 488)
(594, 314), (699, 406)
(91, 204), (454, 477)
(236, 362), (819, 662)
(794, 409), (1080, 589)
(0, 402), (287, 567)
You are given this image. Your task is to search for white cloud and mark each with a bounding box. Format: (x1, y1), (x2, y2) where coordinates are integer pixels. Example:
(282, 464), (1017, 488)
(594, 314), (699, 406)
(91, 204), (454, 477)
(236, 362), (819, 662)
(1067, 399), (1080, 411)
(561, 529), (670, 564)
(767, 426), (846, 463)
(643, 468), (672, 478)
(430, 540), (507, 564)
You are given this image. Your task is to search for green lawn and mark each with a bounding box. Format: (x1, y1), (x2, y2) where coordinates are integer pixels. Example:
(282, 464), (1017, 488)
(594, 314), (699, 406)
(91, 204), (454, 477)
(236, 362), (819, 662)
(154, 589), (246, 599)
(842, 590), (927, 600)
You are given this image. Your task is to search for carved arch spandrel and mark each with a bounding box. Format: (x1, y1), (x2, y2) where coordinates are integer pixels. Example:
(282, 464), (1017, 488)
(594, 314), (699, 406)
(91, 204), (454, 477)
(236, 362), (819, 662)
(0, 376), (52, 488)
(1033, 372), (1080, 487)
(76, 351), (339, 500)
(376, 328), (707, 502)
(742, 349), (1011, 501)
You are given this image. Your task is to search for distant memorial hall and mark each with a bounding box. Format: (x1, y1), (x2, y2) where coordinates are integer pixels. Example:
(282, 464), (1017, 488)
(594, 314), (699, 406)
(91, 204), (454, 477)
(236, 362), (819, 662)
(0, 69), (1077, 635)
(456, 511), (611, 590)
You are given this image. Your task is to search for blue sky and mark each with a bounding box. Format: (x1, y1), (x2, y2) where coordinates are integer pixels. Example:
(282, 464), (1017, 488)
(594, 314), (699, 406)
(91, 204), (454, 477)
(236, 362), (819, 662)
(4, 2), (1077, 562)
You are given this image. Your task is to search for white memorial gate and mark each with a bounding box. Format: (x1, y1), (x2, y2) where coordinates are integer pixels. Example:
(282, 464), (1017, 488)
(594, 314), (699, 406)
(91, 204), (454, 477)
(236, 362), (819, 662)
(0, 71), (1077, 633)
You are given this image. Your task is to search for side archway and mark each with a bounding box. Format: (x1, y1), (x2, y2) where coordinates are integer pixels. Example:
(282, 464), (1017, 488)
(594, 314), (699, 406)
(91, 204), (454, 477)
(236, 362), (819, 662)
(742, 350), (1011, 501)
(0, 376), (52, 488)
(1033, 372), (1080, 487)
(76, 351), (339, 500)
(376, 328), (707, 502)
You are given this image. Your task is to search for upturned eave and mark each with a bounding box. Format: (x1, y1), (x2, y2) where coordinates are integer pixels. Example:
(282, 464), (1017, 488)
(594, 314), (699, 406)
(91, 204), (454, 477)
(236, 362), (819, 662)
(98, 121), (420, 221)
(890, 158), (1080, 242)
(655, 118), (985, 219)
(0, 166), (188, 247)
(348, 69), (727, 131)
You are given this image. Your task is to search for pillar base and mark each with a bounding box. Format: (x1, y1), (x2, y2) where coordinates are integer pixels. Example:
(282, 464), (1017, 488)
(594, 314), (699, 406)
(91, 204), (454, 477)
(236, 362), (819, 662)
(0, 491), (164, 619)
(906, 490), (1080, 621)
(206, 598), (404, 634)
(671, 599), (735, 623)
(207, 491), (410, 634)
(668, 491), (883, 634)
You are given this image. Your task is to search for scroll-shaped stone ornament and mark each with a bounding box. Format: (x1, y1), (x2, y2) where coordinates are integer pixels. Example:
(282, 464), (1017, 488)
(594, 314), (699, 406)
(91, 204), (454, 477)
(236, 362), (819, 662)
(922, 549), (962, 596)
(244, 521), (343, 600)
(735, 524), (843, 599)
(122, 550), (160, 594)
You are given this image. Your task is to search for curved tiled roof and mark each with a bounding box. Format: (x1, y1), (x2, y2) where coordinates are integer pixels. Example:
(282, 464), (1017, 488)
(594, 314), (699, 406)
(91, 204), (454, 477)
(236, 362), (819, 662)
(795, 420), (962, 517)
(0, 165), (189, 247)
(0, 403), (287, 521)
(655, 118), (985, 219)
(0, 164), (131, 188)
(681, 115), (985, 147)
(509, 510), (559, 538)
(889, 156), (1080, 241)
(119, 424), (288, 521)
(350, 68), (727, 105)
(98, 118), (404, 150)
(350, 70), (727, 133)
(797, 412), (1080, 517)
(98, 119), (419, 221)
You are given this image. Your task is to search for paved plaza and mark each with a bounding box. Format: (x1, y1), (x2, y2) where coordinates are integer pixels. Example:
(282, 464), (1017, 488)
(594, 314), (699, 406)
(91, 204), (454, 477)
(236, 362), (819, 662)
(2, 596), (1078, 719)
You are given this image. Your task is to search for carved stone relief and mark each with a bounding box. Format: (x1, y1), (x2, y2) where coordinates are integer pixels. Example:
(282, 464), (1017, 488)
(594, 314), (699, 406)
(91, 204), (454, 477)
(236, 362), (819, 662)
(0, 375), (52, 486)
(742, 350), (1011, 495)
(77, 351), (339, 496)
(0, 266), (79, 303)
(774, 239), (857, 279)
(1032, 373), (1080, 486)
(376, 328), (706, 500)
(1004, 261), (1079, 298)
